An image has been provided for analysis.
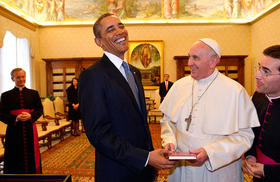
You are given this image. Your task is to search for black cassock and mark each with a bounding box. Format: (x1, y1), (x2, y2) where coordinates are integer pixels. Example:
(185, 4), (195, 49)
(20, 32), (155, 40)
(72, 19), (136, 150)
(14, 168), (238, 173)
(245, 92), (280, 182)
(0, 87), (43, 174)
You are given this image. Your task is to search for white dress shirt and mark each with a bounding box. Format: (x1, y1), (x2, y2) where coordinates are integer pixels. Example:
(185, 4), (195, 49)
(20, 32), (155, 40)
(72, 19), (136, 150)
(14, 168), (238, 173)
(104, 51), (127, 80)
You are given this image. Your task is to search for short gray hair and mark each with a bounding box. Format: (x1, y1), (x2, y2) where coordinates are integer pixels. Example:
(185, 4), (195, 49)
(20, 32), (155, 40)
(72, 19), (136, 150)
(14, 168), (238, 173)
(11, 68), (25, 78)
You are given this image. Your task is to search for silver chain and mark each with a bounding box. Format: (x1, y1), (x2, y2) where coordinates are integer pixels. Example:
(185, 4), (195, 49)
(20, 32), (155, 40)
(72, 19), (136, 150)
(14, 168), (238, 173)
(185, 72), (219, 131)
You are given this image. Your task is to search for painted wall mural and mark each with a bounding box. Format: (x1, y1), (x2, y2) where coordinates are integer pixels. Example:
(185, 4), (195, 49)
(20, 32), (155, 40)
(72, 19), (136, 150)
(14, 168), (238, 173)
(0, 0), (279, 24)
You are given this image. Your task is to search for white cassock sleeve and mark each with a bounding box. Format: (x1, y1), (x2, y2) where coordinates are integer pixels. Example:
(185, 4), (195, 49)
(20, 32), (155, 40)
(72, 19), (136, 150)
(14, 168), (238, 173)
(161, 115), (177, 149)
(203, 127), (255, 171)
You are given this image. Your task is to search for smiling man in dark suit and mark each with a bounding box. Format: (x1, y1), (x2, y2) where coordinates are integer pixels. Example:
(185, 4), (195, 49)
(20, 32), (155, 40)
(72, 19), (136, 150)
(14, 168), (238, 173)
(78, 13), (175, 182)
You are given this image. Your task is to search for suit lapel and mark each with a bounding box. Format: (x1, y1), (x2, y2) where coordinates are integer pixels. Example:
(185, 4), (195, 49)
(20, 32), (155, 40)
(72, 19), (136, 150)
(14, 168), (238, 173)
(101, 55), (144, 116)
(130, 66), (147, 119)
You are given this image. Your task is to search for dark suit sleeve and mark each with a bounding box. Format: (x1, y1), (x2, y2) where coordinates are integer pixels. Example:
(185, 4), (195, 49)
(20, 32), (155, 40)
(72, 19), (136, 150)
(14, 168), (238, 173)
(79, 70), (149, 174)
(30, 91), (43, 122)
(0, 93), (17, 125)
(264, 165), (280, 181)
(159, 83), (164, 98)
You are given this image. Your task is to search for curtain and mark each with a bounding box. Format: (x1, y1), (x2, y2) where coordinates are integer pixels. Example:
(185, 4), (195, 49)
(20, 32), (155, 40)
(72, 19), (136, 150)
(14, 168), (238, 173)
(17, 37), (31, 89)
(0, 31), (31, 94)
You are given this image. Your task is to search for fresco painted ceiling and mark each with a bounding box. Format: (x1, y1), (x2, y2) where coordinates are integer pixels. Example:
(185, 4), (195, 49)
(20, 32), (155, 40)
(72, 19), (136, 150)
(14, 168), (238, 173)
(0, 0), (279, 25)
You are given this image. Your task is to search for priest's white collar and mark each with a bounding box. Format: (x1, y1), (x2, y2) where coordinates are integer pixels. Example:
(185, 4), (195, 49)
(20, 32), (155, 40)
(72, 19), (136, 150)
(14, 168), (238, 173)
(195, 69), (219, 84)
(105, 51), (126, 70)
(15, 86), (25, 91)
(266, 95), (280, 102)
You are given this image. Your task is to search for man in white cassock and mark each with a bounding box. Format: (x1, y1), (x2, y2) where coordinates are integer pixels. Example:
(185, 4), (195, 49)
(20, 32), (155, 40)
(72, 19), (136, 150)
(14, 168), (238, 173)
(160, 38), (260, 182)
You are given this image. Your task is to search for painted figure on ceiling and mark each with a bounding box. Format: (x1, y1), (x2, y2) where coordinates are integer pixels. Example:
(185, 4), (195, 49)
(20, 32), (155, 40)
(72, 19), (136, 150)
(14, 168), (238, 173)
(254, 0), (264, 12)
(56, 0), (64, 21)
(35, 0), (48, 21)
(232, 0), (241, 18)
(116, 0), (126, 19)
(108, 0), (117, 15)
(108, 0), (126, 19)
(22, 0), (35, 16)
(224, 0), (233, 17)
(224, 0), (240, 18)
(164, 0), (178, 18)
(242, 0), (254, 16)
(47, 0), (57, 21)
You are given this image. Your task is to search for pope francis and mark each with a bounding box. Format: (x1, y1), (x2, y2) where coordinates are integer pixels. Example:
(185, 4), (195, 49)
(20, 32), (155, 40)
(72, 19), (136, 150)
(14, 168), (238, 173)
(160, 38), (260, 182)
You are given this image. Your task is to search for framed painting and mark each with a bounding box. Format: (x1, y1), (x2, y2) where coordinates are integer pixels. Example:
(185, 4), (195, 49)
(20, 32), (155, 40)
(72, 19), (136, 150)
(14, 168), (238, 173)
(127, 40), (164, 89)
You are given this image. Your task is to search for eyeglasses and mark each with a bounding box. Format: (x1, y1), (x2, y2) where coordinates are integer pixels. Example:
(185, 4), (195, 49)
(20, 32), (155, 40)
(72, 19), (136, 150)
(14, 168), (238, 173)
(258, 66), (280, 77)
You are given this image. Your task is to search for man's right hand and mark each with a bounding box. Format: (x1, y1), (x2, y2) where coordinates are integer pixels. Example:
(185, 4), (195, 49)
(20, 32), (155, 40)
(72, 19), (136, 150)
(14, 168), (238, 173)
(148, 149), (176, 170)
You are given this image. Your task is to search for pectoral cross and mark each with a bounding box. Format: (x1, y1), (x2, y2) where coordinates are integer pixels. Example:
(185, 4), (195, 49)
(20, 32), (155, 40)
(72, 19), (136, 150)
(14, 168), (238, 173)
(185, 115), (192, 131)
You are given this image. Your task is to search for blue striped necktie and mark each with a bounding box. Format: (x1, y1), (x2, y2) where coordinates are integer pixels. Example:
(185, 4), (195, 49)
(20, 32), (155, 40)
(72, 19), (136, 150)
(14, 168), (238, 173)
(122, 61), (141, 109)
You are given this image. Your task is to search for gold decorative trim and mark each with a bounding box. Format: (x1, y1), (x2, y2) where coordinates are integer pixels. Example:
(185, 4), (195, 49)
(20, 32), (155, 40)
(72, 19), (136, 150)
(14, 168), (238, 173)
(0, 6), (38, 31)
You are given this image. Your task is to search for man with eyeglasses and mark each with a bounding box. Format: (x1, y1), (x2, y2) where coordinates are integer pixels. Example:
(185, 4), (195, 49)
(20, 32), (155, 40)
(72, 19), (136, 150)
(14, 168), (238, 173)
(243, 45), (280, 182)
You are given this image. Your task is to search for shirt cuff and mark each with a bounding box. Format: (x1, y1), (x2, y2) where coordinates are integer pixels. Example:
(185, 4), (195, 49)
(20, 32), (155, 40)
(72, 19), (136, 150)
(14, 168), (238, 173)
(145, 152), (150, 167)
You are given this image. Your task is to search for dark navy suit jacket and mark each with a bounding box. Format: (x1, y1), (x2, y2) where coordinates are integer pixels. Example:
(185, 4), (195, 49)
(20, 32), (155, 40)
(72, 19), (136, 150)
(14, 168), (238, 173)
(78, 54), (156, 182)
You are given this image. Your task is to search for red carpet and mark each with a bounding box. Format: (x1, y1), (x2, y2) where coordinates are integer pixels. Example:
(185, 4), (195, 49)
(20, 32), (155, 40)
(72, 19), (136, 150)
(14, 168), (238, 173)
(41, 124), (252, 182)
(41, 124), (168, 182)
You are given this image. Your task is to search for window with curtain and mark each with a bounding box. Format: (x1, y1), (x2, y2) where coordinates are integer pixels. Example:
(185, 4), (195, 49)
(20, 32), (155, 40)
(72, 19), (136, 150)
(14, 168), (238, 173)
(0, 31), (31, 94)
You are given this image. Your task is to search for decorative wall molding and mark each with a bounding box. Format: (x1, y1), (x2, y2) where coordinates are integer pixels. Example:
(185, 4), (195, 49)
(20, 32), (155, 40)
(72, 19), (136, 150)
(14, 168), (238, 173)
(0, 5), (37, 31)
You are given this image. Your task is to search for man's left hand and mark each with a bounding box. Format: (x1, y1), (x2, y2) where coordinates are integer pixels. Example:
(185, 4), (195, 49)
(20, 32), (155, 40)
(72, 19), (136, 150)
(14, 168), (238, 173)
(189, 148), (208, 165)
(246, 161), (264, 178)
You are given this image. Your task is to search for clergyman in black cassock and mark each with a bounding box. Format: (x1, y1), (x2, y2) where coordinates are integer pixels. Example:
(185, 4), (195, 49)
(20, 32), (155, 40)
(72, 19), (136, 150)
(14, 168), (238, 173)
(245, 92), (280, 182)
(0, 68), (43, 174)
(243, 45), (280, 181)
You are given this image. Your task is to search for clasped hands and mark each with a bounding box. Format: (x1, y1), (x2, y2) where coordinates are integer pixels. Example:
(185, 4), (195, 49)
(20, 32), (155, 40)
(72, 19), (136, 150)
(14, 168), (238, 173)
(16, 112), (31, 122)
(242, 156), (264, 178)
